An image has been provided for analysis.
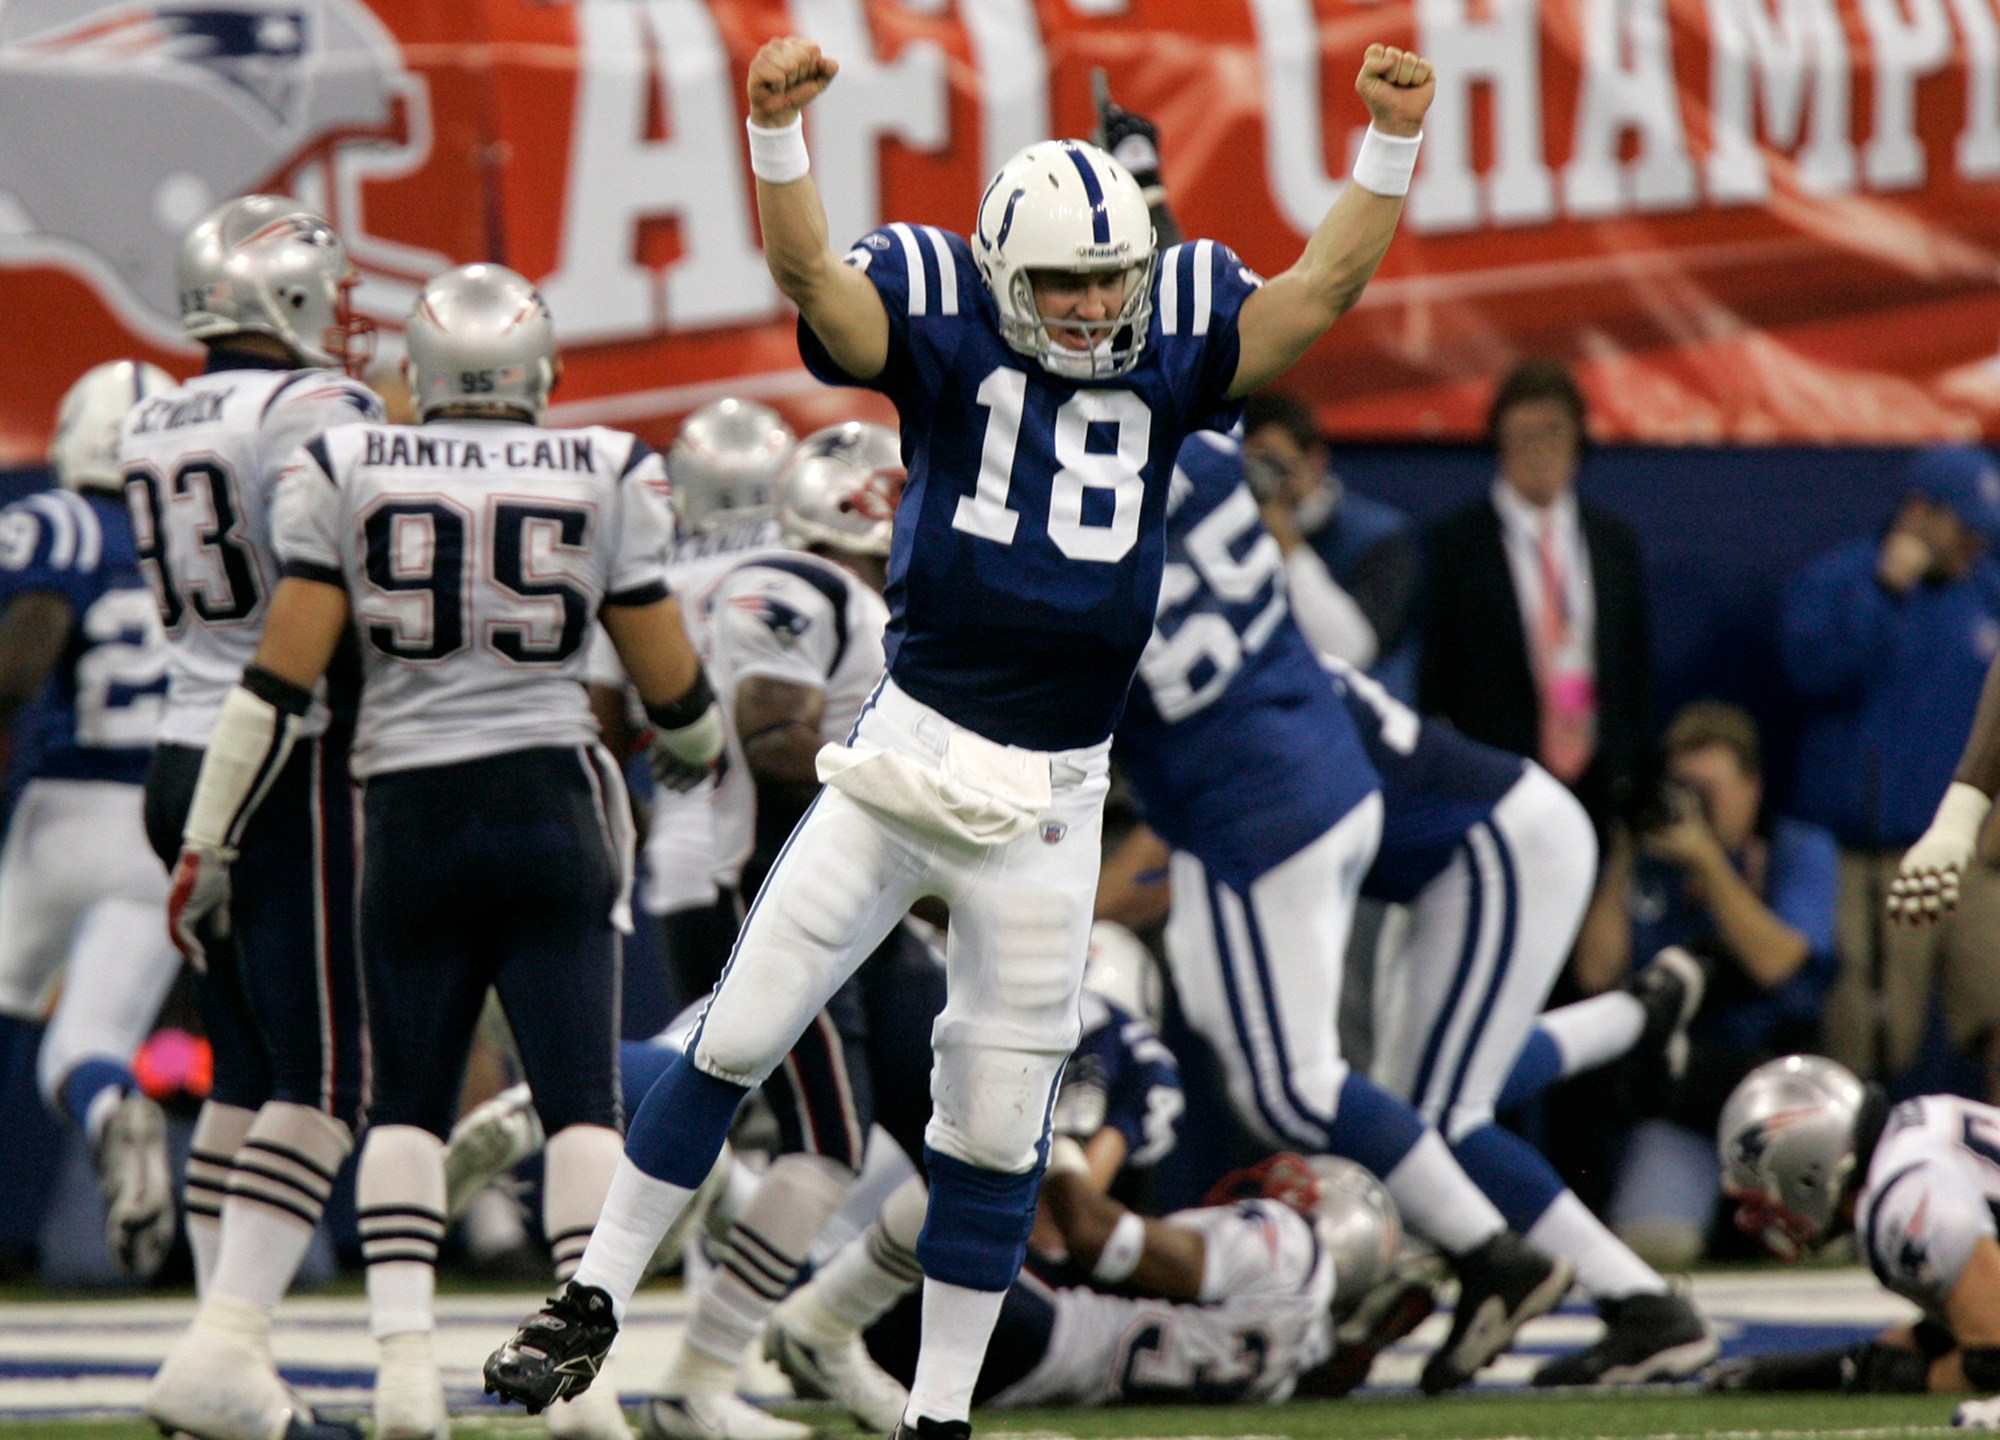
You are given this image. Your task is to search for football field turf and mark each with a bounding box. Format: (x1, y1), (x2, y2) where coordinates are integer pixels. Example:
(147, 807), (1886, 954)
(0, 1268), (1957, 1438)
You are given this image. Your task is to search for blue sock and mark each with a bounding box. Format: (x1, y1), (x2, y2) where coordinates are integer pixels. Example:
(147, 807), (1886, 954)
(1324, 1073), (1425, 1176)
(1498, 1028), (1563, 1113)
(1451, 1122), (1567, 1231)
(58, 1057), (133, 1135)
(622, 1052), (747, 1190)
(917, 1148), (1042, 1291)
(618, 1040), (679, 1121)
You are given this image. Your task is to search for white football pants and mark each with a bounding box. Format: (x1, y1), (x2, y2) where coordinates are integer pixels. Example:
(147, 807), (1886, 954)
(1163, 796), (1383, 1150)
(691, 680), (1110, 1175)
(0, 779), (180, 1105)
(1372, 765), (1597, 1141)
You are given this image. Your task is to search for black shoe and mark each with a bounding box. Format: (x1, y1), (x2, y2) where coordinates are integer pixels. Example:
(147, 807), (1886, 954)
(483, 1281), (620, 1414)
(890, 1420), (972, 1440)
(1534, 1290), (1719, 1386)
(1420, 1232), (1573, 1394)
(1617, 947), (1707, 1117)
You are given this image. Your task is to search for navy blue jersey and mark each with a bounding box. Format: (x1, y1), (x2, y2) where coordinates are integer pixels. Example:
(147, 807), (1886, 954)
(799, 226), (1257, 750)
(1052, 992), (1184, 1168)
(1114, 433), (1377, 890)
(0, 490), (165, 789)
(1323, 658), (1528, 904)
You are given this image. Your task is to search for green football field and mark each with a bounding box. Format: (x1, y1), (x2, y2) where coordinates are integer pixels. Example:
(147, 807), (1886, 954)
(0, 1392), (1972, 1440)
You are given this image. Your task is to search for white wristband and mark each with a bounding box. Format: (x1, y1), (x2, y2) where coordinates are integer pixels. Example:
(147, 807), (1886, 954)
(1351, 125), (1422, 198)
(1933, 781), (1993, 847)
(1091, 1211), (1147, 1285)
(747, 114), (810, 185)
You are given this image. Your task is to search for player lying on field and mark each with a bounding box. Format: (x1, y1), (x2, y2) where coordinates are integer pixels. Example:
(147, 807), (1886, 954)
(1707, 1054), (2000, 1427)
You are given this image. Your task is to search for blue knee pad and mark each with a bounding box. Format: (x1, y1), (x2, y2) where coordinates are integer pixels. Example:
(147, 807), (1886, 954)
(1325, 1073), (1424, 1176)
(917, 1148), (1041, 1292)
(1451, 1122), (1565, 1231)
(619, 1040), (680, 1122)
(1498, 1028), (1563, 1113)
(623, 1052), (747, 1190)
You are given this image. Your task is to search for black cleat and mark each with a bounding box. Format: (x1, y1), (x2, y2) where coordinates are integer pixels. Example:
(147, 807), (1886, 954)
(1420, 1232), (1573, 1394)
(483, 1281), (620, 1414)
(889, 1419), (972, 1440)
(1534, 1290), (1719, 1386)
(1617, 947), (1707, 1117)
(1297, 1249), (1445, 1398)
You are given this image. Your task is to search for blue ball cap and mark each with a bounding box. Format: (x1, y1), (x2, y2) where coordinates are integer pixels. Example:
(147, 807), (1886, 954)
(1906, 444), (2000, 548)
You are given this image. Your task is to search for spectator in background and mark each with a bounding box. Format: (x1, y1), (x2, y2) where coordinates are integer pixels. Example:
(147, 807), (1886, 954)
(1779, 444), (2000, 1088)
(1241, 391), (1423, 700)
(1419, 359), (1651, 843)
(1577, 703), (1838, 1266)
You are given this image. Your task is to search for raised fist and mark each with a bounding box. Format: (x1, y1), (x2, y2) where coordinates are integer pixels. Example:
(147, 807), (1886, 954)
(1356, 44), (1435, 138)
(748, 36), (838, 128)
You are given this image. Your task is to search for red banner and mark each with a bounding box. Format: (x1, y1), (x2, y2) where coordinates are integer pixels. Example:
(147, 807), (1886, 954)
(7, 0), (2000, 466)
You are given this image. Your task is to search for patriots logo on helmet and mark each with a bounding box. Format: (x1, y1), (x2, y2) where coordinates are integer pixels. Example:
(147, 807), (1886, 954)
(0, 0), (446, 343)
(1042, 820), (1067, 845)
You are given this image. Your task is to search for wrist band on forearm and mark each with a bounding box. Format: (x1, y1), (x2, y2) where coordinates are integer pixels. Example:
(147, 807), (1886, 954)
(747, 114), (810, 184)
(1352, 125), (1422, 198)
(1091, 1211), (1147, 1284)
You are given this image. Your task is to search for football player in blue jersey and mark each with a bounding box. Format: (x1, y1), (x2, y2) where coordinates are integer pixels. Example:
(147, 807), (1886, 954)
(487, 33), (1435, 1436)
(0, 361), (179, 1280)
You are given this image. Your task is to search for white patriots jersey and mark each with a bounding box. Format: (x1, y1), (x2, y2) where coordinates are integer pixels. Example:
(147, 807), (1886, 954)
(702, 550), (889, 889)
(120, 366), (382, 746)
(271, 419), (674, 778)
(991, 1199), (1334, 1408)
(1860, 1095), (2000, 1319)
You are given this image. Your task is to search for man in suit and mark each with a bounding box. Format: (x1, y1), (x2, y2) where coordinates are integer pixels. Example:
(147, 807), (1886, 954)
(1420, 359), (1651, 845)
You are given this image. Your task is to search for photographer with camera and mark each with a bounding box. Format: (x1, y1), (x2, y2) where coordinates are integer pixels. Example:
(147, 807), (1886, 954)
(1574, 702), (1839, 1264)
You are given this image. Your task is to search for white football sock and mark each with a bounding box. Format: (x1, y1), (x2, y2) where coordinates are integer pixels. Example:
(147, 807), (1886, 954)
(184, 1101), (255, 1296)
(803, 1174), (928, 1338)
(210, 1102), (351, 1312)
(903, 1279), (1006, 1427)
(1540, 992), (1647, 1077)
(673, 1154), (852, 1378)
(544, 1124), (623, 1282)
(1528, 1190), (1666, 1301)
(1383, 1129), (1507, 1256)
(570, 1157), (696, 1322)
(358, 1125), (446, 1339)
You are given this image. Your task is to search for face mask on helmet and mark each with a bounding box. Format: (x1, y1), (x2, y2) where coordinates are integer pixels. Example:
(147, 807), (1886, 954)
(777, 421), (904, 559)
(50, 360), (178, 494)
(670, 399), (797, 536)
(403, 264), (558, 424)
(974, 140), (1156, 380)
(177, 194), (375, 374)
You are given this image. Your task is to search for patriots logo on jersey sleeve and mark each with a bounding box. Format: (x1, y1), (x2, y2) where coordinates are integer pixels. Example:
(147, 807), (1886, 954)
(1887, 1195), (1936, 1288)
(728, 592), (810, 645)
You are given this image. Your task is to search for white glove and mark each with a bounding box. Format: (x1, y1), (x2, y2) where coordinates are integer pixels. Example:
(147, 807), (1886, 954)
(1954, 1396), (2000, 1428)
(167, 844), (234, 972)
(1889, 782), (1992, 923)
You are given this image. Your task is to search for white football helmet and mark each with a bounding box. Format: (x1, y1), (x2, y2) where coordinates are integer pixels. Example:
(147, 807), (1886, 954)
(973, 139), (1156, 380)
(1083, 920), (1164, 1025)
(1309, 1156), (1402, 1316)
(778, 422), (904, 560)
(669, 399), (796, 535)
(404, 264), (557, 423)
(50, 360), (176, 494)
(1718, 1054), (1876, 1260)
(177, 195), (371, 372)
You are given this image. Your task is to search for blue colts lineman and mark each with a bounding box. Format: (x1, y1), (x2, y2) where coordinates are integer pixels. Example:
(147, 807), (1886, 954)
(0, 361), (178, 1281)
(488, 31), (1437, 1440)
(1117, 432), (1573, 1393)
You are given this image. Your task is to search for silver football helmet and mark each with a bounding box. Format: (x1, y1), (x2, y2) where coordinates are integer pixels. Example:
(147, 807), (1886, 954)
(1083, 920), (1164, 1026)
(669, 399), (796, 535)
(1309, 1156), (1402, 1316)
(777, 422), (904, 560)
(404, 264), (557, 423)
(50, 360), (176, 494)
(1718, 1054), (1872, 1260)
(973, 139), (1156, 380)
(177, 195), (371, 371)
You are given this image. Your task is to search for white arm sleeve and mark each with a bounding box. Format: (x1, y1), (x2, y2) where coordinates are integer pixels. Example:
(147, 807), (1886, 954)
(607, 439), (676, 603)
(705, 565), (842, 697)
(1283, 548), (1378, 670)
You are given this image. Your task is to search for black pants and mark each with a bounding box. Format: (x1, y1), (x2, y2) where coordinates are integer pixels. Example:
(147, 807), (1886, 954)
(145, 737), (363, 1122)
(362, 746), (623, 1138)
